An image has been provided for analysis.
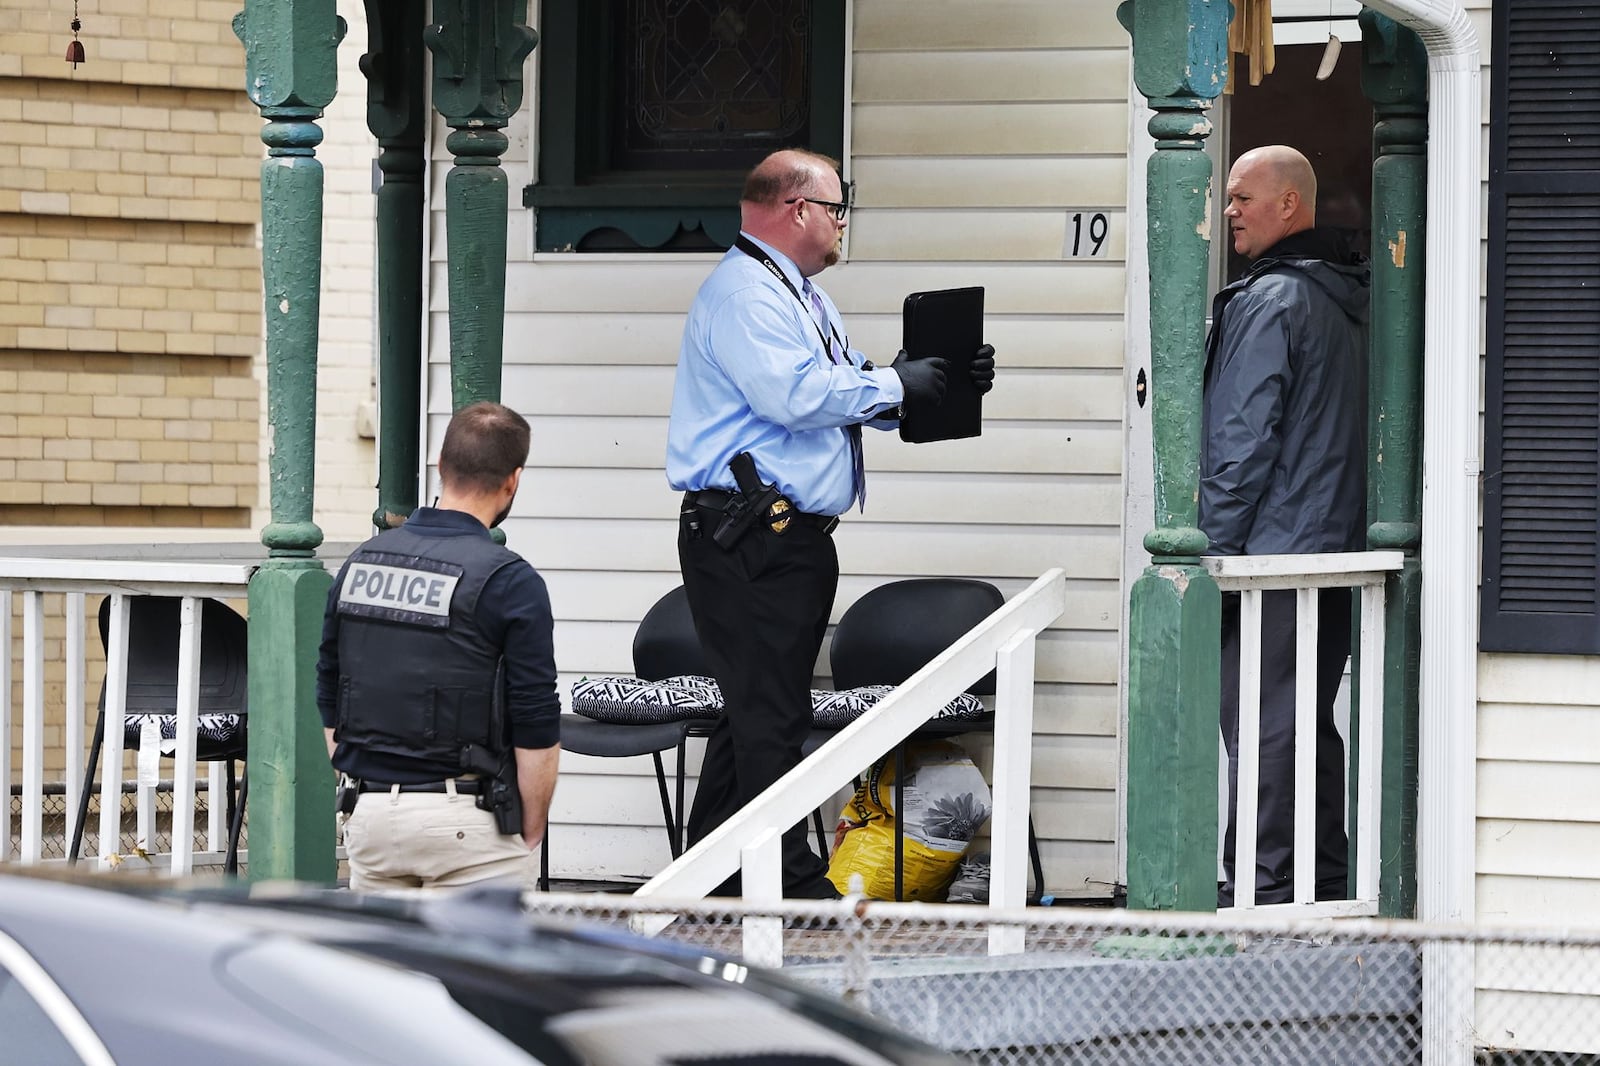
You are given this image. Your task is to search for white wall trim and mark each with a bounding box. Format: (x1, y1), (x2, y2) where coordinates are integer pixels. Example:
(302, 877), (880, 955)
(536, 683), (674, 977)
(1116, 68), (1155, 892)
(1363, 4), (1480, 1064)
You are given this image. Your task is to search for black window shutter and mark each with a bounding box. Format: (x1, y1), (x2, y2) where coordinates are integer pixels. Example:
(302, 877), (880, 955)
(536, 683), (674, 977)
(1481, 0), (1600, 653)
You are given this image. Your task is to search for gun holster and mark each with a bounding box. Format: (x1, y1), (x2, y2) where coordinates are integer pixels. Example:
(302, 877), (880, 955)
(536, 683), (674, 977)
(476, 773), (523, 836)
(712, 452), (790, 549)
(336, 775), (358, 816)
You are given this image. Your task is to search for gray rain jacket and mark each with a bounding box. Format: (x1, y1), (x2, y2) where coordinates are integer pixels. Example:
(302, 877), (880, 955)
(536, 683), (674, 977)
(1199, 228), (1369, 556)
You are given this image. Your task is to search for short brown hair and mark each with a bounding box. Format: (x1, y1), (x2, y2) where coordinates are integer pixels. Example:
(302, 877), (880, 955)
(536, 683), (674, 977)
(741, 149), (841, 205)
(438, 401), (530, 494)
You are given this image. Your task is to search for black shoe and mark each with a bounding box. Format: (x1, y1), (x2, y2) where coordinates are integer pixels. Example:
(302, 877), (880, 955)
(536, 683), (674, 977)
(785, 877), (842, 901)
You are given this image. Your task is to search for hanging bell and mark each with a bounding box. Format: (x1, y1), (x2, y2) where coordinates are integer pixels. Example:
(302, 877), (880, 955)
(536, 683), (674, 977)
(66, 14), (85, 68)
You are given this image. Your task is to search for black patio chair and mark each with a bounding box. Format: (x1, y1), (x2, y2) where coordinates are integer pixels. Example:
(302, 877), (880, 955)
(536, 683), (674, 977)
(804, 577), (1047, 902)
(550, 586), (722, 889)
(68, 596), (249, 873)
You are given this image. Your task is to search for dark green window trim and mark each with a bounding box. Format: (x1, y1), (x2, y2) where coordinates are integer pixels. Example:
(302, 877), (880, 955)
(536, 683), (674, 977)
(524, 0), (846, 253)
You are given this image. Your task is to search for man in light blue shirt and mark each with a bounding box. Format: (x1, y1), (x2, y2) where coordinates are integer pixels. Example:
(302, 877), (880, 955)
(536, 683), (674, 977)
(667, 148), (995, 898)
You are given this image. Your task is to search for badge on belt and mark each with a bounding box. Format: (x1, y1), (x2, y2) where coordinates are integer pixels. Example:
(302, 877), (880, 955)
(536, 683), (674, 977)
(767, 497), (792, 534)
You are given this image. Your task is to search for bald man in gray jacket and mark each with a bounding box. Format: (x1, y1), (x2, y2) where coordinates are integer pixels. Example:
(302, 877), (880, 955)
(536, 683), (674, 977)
(1201, 145), (1369, 907)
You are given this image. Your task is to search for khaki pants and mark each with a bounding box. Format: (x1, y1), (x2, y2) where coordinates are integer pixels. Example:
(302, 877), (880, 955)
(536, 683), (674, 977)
(341, 783), (534, 893)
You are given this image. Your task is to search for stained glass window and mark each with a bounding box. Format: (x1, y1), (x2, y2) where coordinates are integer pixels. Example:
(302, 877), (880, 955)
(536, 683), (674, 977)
(615, 0), (813, 172)
(527, 0), (844, 252)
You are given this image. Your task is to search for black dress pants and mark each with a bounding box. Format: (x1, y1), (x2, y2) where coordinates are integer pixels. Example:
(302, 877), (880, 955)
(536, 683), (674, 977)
(1219, 587), (1352, 905)
(678, 501), (839, 899)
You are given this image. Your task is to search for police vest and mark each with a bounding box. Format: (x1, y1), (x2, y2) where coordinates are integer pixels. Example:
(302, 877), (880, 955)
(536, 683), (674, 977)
(332, 525), (521, 771)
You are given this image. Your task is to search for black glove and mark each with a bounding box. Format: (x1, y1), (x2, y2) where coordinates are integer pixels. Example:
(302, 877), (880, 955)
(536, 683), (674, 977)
(970, 344), (996, 395)
(891, 349), (948, 410)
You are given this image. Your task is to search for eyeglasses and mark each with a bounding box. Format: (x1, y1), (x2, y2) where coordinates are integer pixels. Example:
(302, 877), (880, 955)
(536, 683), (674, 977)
(784, 182), (854, 222)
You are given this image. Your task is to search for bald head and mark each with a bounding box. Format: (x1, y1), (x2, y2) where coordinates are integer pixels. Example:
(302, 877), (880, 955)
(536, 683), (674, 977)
(739, 149), (847, 277)
(1224, 145), (1318, 260)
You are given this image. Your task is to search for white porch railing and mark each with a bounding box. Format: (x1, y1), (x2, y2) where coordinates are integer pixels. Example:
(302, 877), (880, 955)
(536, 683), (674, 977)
(0, 550), (258, 874)
(632, 568), (1069, 960)
(1204, 550), (1405, 918)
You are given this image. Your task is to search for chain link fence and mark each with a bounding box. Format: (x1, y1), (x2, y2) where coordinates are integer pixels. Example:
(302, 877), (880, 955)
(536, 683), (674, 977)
(7, 783), (246, 871)
(520, 893), (1600, 1065)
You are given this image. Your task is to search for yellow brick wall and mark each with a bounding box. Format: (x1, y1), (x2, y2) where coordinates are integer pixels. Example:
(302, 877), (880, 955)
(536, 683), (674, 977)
(0, 3), (269, 810)
(0, 350), (256, 519)
(0, 79), (261, 225)
(0, 1), (263, 526)
(0, 216), (260, 356)
(0, 0), (246, 91)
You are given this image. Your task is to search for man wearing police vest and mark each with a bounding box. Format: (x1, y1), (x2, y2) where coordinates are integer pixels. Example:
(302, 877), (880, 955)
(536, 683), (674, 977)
(317, 401), (561, 891)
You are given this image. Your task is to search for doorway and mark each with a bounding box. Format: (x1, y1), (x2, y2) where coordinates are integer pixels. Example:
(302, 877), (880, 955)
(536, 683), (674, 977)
(1223, 40), (1375, 282)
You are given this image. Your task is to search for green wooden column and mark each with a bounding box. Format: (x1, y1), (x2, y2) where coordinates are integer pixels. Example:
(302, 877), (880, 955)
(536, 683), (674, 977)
(424, 0), (538, 409)
(363, 0), (428, 530)
(235, 0), (342, 883)
(1119, 0), (1229, 913)
(1361, 11), (1428, 919)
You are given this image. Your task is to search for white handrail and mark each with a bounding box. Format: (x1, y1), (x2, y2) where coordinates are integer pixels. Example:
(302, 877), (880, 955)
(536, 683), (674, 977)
(0, 541), (357, 871)
(1204, 550), (1402, 919)
(634, 569), (1069, 948)
(0, 563), (256, 872)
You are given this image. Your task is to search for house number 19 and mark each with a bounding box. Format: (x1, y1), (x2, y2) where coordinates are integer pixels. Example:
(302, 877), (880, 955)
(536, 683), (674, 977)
(1069, 212), (1110, 257)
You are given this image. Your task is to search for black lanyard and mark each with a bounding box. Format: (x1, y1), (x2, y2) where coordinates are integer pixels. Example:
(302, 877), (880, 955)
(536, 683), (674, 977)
(734, 235), (847, 364)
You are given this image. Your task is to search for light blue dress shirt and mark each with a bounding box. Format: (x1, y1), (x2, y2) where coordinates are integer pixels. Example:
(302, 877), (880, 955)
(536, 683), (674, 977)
(666, 233), (903, 516)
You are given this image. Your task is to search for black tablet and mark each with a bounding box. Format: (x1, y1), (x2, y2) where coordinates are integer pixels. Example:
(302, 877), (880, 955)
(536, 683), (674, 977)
(899, 286), (985, 443)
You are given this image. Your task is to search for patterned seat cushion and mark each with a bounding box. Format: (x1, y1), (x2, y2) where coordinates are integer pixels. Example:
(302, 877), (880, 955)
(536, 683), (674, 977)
(810, 685), (987, 730)
(571, 674), (725, 724)
(121, 713), (244, 752)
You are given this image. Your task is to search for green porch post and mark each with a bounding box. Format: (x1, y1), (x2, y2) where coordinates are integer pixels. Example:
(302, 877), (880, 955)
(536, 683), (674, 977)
(424, 0), (538, 409)
(235, 0), (341, 883)
(1119, 0), (1230, 912)
(363, 0), (428, 530)
(1361, 11), (1428, 919)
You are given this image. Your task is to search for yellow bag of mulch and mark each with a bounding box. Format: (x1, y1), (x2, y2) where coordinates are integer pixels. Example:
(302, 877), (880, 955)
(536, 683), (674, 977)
(827, 741), (992, 901)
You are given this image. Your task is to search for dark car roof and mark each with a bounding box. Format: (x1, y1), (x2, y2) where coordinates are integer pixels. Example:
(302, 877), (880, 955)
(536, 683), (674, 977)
(0, 874), (951, 1066)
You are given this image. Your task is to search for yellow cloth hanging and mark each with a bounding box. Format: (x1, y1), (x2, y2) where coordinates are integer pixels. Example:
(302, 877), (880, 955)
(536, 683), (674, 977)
(1226, 0), (1275, 93)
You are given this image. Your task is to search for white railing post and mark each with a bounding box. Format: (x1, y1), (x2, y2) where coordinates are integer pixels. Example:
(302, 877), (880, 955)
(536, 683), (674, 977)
(135, 721), (158, 854)
(742, 827), (784, 968)
(989, 629), (1037, 956)
(97, 594), (131, 870)
(63, 593), (85, 854)
(1235, 589), (1263, 909)
(1292, 588), (1319, 905)
(207, 762), (225, 852)
(20, 592), (44, 864)
(169, 597), (203, 876)
(1356, 581), (1388, 904)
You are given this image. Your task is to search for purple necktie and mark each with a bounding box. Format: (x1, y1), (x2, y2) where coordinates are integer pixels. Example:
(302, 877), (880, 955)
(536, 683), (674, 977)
(805, 280), (865, 511)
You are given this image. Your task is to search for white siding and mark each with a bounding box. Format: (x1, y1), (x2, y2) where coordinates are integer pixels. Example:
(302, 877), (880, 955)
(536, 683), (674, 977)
(416, 0), (1131, 892)
(1476, 655), (1600, 926)
(1470, 0), (1600, 1049)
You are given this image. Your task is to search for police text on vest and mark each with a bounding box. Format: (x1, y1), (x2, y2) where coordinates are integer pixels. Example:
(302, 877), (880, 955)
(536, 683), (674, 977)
(341, 562), (458, 617)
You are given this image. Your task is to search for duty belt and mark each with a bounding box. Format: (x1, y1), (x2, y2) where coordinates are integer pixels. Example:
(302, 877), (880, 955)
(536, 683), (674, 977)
(356, 777), (484, 795)
(685, 489), (840, 535)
